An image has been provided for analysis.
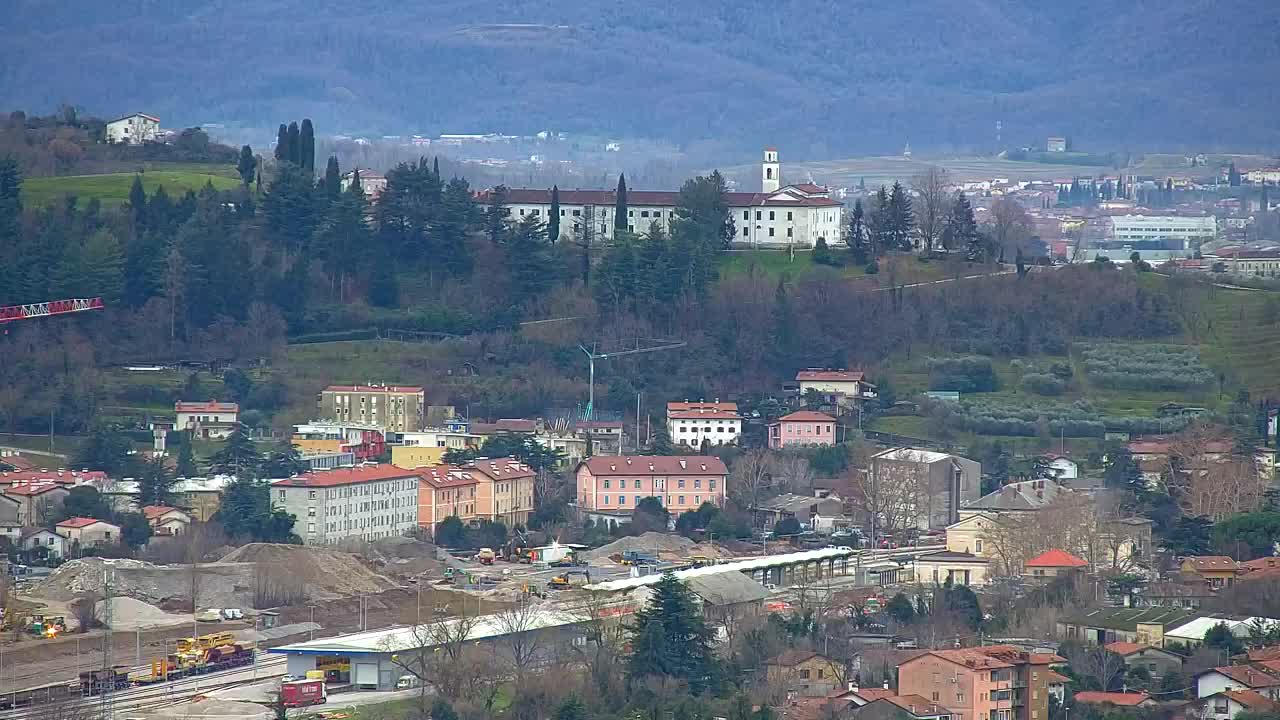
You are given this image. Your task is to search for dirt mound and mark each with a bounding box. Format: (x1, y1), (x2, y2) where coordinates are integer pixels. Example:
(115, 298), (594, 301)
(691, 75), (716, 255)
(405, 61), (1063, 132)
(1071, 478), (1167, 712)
(219, 543), (400, 597)
(582, 532), (693, 560)
(95, 596), (191, 631)
(355, 536), (447, 578)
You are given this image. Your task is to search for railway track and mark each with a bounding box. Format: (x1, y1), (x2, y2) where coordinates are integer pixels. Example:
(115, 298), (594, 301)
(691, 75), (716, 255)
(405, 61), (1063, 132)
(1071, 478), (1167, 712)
(2, 654), (288, 720)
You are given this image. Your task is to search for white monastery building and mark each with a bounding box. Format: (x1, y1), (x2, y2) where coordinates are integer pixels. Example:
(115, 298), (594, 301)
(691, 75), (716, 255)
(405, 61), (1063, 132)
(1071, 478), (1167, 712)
(492, 148), (843, 248)
(666, 401), (742, 448)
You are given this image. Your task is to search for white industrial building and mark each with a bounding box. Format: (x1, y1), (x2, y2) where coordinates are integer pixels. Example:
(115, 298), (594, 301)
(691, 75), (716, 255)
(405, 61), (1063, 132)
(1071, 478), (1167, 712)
(490, 148), (843, 248)
(270, 464), (421, 545)
(1108, 215), (1217, 246)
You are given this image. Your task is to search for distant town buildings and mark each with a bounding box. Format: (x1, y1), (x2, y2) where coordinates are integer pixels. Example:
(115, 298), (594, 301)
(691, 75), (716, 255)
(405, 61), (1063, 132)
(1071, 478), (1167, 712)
(105, 113), (161, 144)
(339, 169), (388, 198)
(1046, 136), (1068, 152)
(1108, 215), (1218, 246)
(270, 464), (422, 545)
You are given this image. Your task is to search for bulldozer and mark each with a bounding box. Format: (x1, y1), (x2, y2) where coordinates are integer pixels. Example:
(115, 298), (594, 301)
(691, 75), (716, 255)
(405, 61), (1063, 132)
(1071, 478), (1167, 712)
(27, 614), (66, 638)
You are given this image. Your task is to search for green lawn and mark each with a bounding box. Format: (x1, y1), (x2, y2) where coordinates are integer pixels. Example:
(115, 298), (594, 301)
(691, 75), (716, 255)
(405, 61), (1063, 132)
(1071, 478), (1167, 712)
(0, 432), (83, 459)
(22, 170), (240, 207)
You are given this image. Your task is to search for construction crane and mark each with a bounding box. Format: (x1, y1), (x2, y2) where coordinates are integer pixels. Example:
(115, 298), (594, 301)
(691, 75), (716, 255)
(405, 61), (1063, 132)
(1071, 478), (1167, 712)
(578, 338), (686, 419)
(0, 297), (104, 324)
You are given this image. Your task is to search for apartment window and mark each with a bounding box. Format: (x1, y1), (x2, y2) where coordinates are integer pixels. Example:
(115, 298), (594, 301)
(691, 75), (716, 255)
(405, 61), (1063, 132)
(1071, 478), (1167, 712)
(817, 669), (825, 679)
(308, 508), (316, 517)
(618, 495), (626, 505)
(975, 539), (983, 553)
(560, 209), (566, 216)
(604, 479), (611, 489)
(678, 479), (685, 489)
(278, 490), (286, 501)
(709, 480), (716, 490)
(678, 495), (685, 504)
(629, 210), (635, 217)
(694, 479), (701, 489)
(573, 209), (581, 217)
(756, 211), (762, 220)
(800, 669), (810, 679)
(768, 228), (775, 237)
(602, 496), (609, 505)
(787, 212), (793, 221)
(308, 490), (316, 500)
(786, 228), (793, 238)
(742, 226), (749, 236)
(769, 211), (775, 221)
(932, 692), (939, 702)
(956, 692), (964, 703)
(634, 479), (642, 489)
(743, 210), (749, 220)
(641, 211), (650, 218)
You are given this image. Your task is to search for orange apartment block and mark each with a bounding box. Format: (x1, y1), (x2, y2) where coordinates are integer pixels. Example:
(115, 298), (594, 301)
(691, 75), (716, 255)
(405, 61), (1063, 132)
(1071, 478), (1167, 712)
(416, 458), (536, 532)
(898, 647), (1063, 720)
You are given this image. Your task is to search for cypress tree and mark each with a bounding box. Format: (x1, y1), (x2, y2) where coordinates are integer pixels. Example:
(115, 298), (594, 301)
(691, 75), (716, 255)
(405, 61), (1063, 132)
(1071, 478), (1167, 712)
(614, 174), (628, 231)
(286, 122), (300, 165)
(299, 119), (315, 174)
(888, 181), (914, 250)
(847, 198), (868, 264)
(432, 156), (440, 180)
(485, 185), (510, 244)
(324, 156), (341, 202)
(237, 145), (257, 186)
(176, 434), (198, 477)
(128, 175), (148, 231)
(274, 124), (288, 162)
(548, 185), (561, 243)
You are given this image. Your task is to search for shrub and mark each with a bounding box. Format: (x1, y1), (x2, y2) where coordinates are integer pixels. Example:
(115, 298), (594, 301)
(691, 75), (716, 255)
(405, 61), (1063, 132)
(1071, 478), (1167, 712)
(1021, 373), (1066, 396)
(928, 356), (998, 393)
(864, 261), (879, 274)
(1078, 343), (1214, 391)
(1049, 362), (1074, 380)
(950, 398), (1189, 438)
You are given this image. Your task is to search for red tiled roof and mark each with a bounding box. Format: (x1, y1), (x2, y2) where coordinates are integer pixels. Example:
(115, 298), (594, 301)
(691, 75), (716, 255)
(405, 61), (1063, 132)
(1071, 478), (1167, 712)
(578, 456), (728, 476)
(1026, 549), (1089, 568)
(142, 505), (186, 521)
(1073, 692), (1149, 706)
(4, 482), (65, 496)
(1184, 556), (1240, 572)
(1224, 689), (1280, 710)
(463, 457), (536, 481)
(1242, 557), (1280, 572)
(56, 516), (114, 529)
(768, 649), (823, 667)
(883, 695), (953, 716)
(0, 469), (107, 485)
(272, 464), (423, 488)
(776, 411), (837, 423)
(914, 648), (1013, 670)
(667, 401), (739, 413)
(796, 369), (865, 382)
(417, 465), (479, 489)
(845, 688), (896, 703)
(493, 188), (840, 208)
(1044, 670), (1070, 684)
(668, 410), (741, 420)
(0, 455), (35, 470)
(1104, 642), (1148, 656)
(1127, 440), (1171, 455)
(1205, 664), (1280, 688)
(175, 401), (239, 413)
(323, 385), (424, 394)
(1244, 647), (1280, 663)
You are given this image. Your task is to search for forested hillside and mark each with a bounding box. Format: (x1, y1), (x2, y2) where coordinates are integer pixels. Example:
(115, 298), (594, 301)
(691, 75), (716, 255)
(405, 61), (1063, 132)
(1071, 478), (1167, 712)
(5, 1), (1278, 154)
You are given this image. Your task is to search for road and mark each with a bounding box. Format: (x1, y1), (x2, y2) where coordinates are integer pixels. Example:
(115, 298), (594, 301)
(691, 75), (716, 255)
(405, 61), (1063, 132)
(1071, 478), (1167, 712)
(4, 654), (287, 720)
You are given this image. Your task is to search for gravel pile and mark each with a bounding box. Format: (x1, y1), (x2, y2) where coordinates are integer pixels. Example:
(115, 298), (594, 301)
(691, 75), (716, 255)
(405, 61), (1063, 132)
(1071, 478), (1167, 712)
(95, 596), (192, 631)
(219, 543), (399, 597)
(151, 698), (272, 720)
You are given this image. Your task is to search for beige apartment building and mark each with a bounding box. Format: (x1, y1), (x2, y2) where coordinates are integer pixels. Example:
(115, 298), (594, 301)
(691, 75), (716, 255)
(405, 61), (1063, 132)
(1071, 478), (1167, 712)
(317, 384), (425, 433)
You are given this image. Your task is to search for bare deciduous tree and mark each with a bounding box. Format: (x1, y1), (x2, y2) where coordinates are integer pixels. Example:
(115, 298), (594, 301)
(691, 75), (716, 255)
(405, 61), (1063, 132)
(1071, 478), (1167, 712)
(386, 605), (483, 705)
(912, 167), (950, 251)
(730, 450), (775, 514)
(988, 196), (1032, 261)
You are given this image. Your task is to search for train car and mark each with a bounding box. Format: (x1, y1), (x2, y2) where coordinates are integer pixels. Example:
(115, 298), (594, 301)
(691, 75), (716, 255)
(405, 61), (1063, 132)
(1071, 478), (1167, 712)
(80, 666), (130, 696)
(0, 680), (78, 710)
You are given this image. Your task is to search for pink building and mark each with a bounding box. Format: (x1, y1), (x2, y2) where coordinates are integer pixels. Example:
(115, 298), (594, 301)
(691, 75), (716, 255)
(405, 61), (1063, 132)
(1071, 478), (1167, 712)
(769, 411), (837, 449)
(575, 456), (728, 518)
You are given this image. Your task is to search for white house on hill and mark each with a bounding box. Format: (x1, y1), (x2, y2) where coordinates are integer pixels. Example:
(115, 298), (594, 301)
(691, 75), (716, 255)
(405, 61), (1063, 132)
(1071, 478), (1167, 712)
(105, 113), (161, 145)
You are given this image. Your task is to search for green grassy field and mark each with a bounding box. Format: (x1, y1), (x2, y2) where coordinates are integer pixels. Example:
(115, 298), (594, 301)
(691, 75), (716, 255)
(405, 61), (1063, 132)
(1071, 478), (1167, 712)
(22, 168), (240, 207)
(0, 432), (83, 458)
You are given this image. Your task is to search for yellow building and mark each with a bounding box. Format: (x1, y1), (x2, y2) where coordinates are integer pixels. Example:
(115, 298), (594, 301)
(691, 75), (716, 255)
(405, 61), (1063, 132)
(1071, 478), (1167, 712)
(392, 445), (447, 469)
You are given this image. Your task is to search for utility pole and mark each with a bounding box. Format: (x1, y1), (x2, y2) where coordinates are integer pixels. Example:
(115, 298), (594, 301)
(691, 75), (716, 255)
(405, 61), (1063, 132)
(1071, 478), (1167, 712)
(100, 567), (115, 720)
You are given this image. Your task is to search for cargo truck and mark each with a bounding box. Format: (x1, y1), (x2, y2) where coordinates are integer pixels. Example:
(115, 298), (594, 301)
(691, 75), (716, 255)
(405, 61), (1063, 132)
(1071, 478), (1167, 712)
(281, 678), (327, 707)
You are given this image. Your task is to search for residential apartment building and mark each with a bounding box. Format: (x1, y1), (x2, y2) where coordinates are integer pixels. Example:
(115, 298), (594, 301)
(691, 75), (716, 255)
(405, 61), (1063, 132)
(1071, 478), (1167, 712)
(417, 465), (478, 535)
(897, 647), (1062, 720)
(270, 464), (422, 545)
(667, 401), (742, 448)
(768, 411), (837, 449)
(795, 369), (877, 403)
(292, 421), (386, 461)
(488, 149), (843, 248)
(3, 482), (69, 525)
(1108, 215), (1217, 247)
(105, 113), (161, 144)
(175, 401), (239, 439)
(869, 448), (981, 530)
(318, 384), (425, 433)
(575, 455), (728, 518)
(55, 517), (121, 548)
(1210, 250), (1280, 278)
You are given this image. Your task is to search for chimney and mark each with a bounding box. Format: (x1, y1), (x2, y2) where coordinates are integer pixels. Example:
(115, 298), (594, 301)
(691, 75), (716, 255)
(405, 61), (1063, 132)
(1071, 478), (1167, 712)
(848, 681), (858, 693)
(883, 680), (890, 690)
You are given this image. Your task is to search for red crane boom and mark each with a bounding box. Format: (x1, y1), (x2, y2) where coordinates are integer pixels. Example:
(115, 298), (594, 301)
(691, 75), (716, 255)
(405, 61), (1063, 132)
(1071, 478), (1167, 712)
(0, 297), (105, 324)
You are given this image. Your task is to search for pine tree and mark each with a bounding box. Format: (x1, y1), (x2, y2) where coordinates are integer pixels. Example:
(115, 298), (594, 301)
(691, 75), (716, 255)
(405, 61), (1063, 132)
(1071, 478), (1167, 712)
(137, 455), (177, 506)
(866, 186), (891, 254)
(846, 198), (868, 264)
(176, 433), (198, 477)
(946, 193), (981, 261)
(128, 175), (148, 231)
(614, 173), (628, 231)
(0, 156), (21, 269)
(209, 425), (262, 478)
(263, 164), (319, 252)
(299, 119), (315, 174)
(286, 122), (300, 165)
(274, 124), (288, 162)
(82, 228), (125, 303)
(237, 145), (257, 186)
(314, 168), (370, 301)
(548, 185), (561, 244)
(508, 213), (557, 304)
(812, 235), (835, 265)
(437, 177), (477, 276)
(625, 572), (715, 692)
(594, 235), (637, 314)
(484, 185), (511, 244)
(887, 181), (914, 250)
(323, 156), (341, 202)
(261, 440), (308, 478)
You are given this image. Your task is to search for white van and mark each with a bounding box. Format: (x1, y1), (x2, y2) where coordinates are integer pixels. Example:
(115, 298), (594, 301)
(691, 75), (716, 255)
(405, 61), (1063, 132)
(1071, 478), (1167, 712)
(395, 675), (422, 689)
